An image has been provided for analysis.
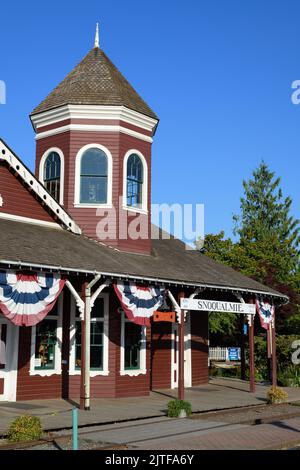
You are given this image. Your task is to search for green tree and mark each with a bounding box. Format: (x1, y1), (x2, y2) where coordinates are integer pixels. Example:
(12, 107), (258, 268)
(203, 162), (300, 336)
(234, 161), (300, 281)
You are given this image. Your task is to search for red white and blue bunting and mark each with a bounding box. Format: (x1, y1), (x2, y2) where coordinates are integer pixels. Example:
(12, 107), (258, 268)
(113, 282), (165, 326)
(0, 271), (65, 326)
(255, 299), (275, 330)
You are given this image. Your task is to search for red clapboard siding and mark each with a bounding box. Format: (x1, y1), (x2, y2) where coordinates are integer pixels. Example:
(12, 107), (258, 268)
(151, 322), (172, 390)
(191, 311), (209, 386)
(16, 326), (62, 400)
(115, 323), (151, 398)
(0, 163), (55, 223)
(35, 126), (152, 254)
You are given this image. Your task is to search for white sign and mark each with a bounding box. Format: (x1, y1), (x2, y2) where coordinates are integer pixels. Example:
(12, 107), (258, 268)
(180, 298), (256, 315)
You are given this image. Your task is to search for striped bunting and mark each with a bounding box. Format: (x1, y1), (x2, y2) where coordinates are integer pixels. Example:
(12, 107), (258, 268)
(114, 282), (164, 326)
(255, 299), (275, 330)
(0, 271), (65, 326)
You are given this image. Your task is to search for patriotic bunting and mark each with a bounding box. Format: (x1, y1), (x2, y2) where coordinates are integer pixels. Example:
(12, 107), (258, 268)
(255, 299), (275, 330)
(113, 282), (164, 326)
(0, 271), (65, 326)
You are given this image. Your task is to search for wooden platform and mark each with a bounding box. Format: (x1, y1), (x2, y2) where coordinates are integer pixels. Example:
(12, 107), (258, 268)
(1, 378), (300, 435)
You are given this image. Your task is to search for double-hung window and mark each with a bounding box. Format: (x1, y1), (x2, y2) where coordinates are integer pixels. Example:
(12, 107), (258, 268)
(32, 301), (62, 373)
(75, 297), (105, 371)
(80, 148), (108, 204)
(121, 313), (146, 375)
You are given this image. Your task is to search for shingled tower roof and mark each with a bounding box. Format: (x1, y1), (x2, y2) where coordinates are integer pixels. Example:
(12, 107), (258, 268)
(31, 46), (158, 120)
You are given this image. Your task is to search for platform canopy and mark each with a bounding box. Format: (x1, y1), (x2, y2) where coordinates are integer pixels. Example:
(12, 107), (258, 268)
(0, 218), (287, 305)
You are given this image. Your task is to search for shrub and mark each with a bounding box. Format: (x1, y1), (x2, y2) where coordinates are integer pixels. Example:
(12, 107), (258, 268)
(7, 415), (43, 442)
(167, 399), (192, 418)
(266, 386), (288, 404)
(278, 365), (300, 387)
(254, 335), (300, 372)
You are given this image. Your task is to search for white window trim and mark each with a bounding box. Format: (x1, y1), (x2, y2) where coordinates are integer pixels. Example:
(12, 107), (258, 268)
(39, 147), (65, 206)
(69, 294), (110, 377)
(0, 318), (19, 401)
(74, 143), (113, 208)
(120, 313), (147, 377)
(29, 295), (63, 377)
(122, 149), (148, 214)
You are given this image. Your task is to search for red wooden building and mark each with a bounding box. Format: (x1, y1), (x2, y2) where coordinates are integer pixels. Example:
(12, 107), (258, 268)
(0, 30), (287, 405)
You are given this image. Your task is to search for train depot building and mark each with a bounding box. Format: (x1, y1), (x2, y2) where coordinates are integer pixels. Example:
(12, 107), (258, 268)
(0, 30), (287, 407)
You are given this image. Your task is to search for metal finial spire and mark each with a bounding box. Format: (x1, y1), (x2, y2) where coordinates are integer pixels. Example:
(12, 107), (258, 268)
(94, 23), (99, 48)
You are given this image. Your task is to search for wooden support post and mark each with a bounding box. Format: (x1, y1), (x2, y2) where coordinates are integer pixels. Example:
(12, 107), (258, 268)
(249, 313), (256, 393)
(80, 282), (88, 410)
(240, 314), (246, 381)
(271, 318), (277, 386)
(178, 292), (185, 401)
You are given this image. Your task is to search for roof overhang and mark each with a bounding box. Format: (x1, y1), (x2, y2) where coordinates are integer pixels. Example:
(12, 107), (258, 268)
(0, 258), (289, 305)
(30, 104), (159, 136)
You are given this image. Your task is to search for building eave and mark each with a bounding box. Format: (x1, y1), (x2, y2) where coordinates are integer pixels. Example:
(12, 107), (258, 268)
(0, 258), (289, 305)
(0, 138), (81, 235)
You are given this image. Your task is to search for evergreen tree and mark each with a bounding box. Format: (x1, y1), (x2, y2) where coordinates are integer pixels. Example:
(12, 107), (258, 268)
(202, 162), (300, 335)
(234, 161), (300, 281)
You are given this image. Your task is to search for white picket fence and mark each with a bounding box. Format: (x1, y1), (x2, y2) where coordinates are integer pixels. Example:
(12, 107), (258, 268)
(209, 347), (241, 362)
(209, 347), (227, 361)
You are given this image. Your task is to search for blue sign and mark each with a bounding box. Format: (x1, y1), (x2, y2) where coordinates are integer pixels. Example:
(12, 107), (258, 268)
(243, 324), (248, 335)
(228, 347), (240, 361)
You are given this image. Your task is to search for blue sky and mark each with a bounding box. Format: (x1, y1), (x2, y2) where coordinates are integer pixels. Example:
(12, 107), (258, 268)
(0, 0), (299, 239)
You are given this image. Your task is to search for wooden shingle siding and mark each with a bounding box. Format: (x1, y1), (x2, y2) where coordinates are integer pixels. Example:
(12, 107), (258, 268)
(191, 311), (209, 386)
(0, 163), (54, 223)
(31, 48), (158, 120)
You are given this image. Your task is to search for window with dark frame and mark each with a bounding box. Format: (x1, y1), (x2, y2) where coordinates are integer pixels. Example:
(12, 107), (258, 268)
(80, 148), (108, 204)
(75, 297), (105, 370)
(126, 154), (143, 208)
(34, 303), (58, 370)
(44, 151), (61, 202)
(124, 317), (142, 370)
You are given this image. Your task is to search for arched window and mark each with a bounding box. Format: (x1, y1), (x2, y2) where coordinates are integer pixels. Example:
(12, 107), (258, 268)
(43, 151), (61, 202)
(80, 148), (108, 204)
(126, 154), (144, 208)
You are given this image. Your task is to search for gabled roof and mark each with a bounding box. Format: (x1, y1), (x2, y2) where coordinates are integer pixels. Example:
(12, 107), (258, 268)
(0, 218), (288, 303)
(0, 138), (81, 234)
(30, 47), (158, 120)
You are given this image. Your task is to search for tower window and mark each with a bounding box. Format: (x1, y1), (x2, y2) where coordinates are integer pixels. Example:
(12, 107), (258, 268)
(126, 154), (143, 208)
(44, 152), (61, 202)
(80, 148), (108, 204)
